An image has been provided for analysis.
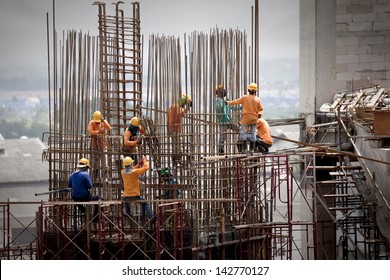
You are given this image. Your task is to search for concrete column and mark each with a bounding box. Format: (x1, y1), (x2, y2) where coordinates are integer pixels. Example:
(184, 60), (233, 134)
(299, 0), (337, 260)
(299, 0), (337, 123)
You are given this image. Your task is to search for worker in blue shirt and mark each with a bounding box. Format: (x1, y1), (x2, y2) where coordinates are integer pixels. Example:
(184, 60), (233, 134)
(68, 158), (101, 219)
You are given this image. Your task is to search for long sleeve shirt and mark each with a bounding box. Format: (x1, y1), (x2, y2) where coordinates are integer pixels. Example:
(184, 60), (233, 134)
(256, 118), (273, 145)
(227, 94), (263, 125)
(121, 160), (149, 197)
(167, 103), (190, 133)
(68, 169), (93, 198)
(215, 96), (234, 123)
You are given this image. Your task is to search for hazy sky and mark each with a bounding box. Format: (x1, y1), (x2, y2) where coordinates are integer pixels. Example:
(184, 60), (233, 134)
(0, 0), (299, 90)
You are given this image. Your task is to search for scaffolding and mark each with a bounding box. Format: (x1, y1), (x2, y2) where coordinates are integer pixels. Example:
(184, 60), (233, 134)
(1, 1), (390, 260)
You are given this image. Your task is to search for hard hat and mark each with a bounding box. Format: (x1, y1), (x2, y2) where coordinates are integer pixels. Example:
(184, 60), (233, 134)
(78, 158), (90, 168)
(130, 117), (140, 127)
(93, 111), (101, 122)
(123, 156), (134, 167)
(215, 85), (224, 94)
(215, 85), (226, 97)
(248, 83), (258, 92)
(179, 93), (191, 106)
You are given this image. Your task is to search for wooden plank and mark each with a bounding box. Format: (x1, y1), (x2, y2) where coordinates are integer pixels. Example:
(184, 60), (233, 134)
(329, 171), (350, 176)
(366, 88), (385, 108)
(317, 180), (349, 184)
(330, 92), (346, 112)
(350, 89), (366, 108)
(323, 194), (360, 198)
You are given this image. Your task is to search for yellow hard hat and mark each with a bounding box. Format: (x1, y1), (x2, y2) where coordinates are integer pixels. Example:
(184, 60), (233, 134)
(129, 117), (140, 127)
(78, 158), (90, 168)
(123, 156), (134, 167)
(248, 83), (258, 92)
(179, 93), (191, 105)
(93, 111), (101, 122)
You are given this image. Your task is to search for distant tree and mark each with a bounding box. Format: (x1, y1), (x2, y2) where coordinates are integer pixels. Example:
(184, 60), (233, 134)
(28, 122), (49, 139)
(0, 119), (48, 139)
(0, 119), (26, 139)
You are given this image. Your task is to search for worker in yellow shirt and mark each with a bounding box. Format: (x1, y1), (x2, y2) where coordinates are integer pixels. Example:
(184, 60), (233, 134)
(121, 155), (154, 220)
(226, 83), (263, 152)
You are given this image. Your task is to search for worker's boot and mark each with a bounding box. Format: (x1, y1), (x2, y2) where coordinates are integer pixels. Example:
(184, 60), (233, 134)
(249, 141), (256, 154)
(236, 141), (242, 153)
(241, 140), (248, 153)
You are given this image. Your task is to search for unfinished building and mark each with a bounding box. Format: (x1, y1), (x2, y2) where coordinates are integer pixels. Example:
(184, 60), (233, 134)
(1, 0), (390, 260)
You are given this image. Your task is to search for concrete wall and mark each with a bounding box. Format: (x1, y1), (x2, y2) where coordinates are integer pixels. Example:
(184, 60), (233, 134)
(300, 0), (337, 121)
(299, 0), (390, 256)
(336, 0), (390, 91)
(300, 0), (390, 112)
(353, 122), (390, 242)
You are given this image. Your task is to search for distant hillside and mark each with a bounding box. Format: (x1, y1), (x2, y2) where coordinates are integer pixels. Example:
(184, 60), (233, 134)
(0, 58), (299, 91)
(0, 65), (47, 91)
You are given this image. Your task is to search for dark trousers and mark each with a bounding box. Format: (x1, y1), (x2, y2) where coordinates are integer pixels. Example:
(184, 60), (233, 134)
(73, 194), (101, 218)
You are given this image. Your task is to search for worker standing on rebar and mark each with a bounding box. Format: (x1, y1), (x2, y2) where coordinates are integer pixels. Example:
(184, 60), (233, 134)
(167, 93), (192, 164)
(215, 85), (240, 154)
(226, 83), (263, 153)
(88, 111), (112, 180)
(68, 158), (102, 219)
(122, 116), (142, 163)
(255, 113), (273, 153)
(121, 155), (154, 221)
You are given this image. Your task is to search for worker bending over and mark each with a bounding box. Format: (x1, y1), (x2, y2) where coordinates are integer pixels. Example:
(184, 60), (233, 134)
(255, 116), (273, 153)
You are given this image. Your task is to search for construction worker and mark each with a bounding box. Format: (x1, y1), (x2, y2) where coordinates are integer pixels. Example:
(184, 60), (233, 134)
(255, 115), (273, 153)
(158, 168), (180, 199)
(123, 116), (142, 163)
(68, 158), (102, 219)
(215, 85), (240, 154)
(167, 93), (192, 164)
(226, 83), (263, 152)
(88, 111), (112, 180)
(121, 155), (154, 220)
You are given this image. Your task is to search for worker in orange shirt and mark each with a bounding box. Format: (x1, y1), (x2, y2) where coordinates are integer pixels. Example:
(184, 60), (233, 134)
(226, 83), (263, 152)
(121, 155), (154, 221)
(167, 93), (192, 164)
(122, 116), (142, 163)
(255, 115), (273, 153)
(88, 111), (112, 180)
